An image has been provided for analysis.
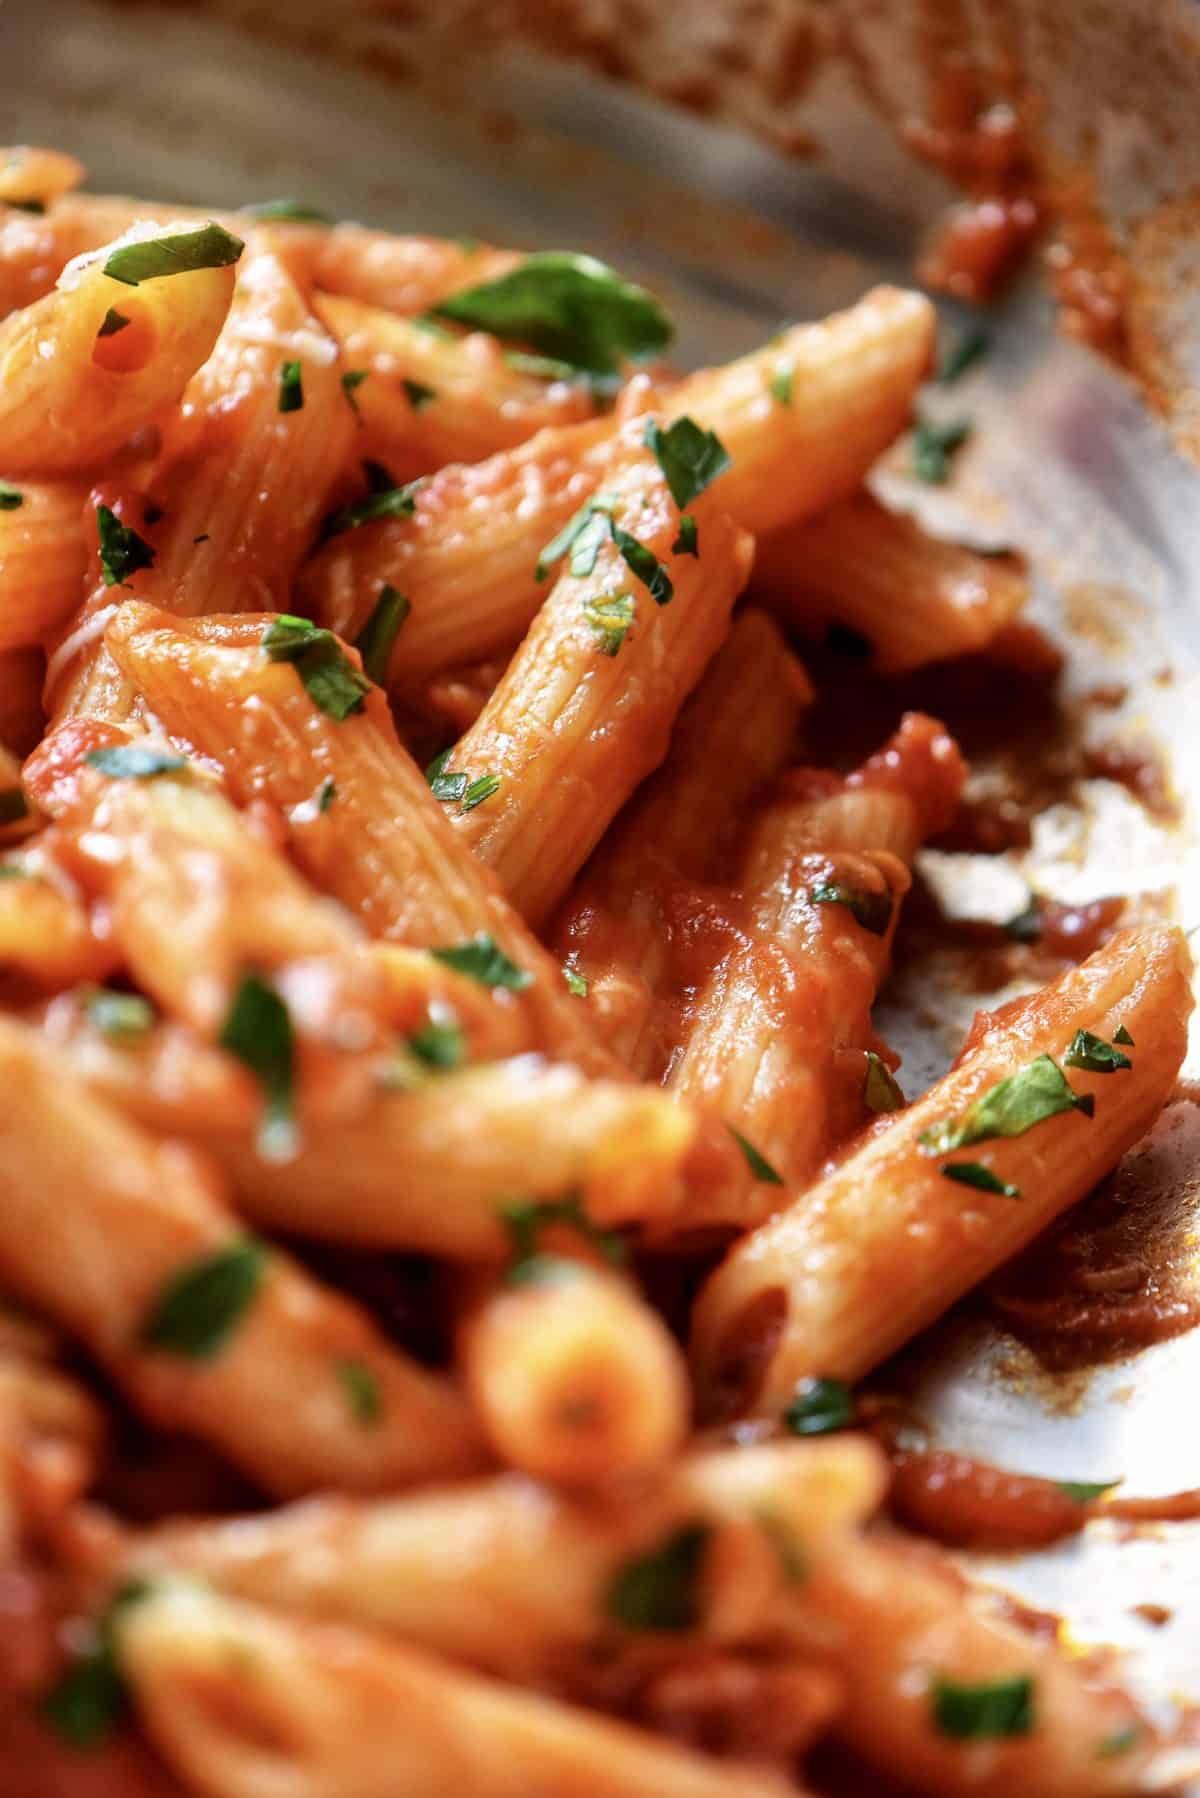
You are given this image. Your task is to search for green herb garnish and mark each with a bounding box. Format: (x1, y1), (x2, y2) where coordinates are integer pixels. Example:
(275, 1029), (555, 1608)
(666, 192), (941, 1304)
(784, 1376), (854, 1436)
(607, 1524), (710, 1631)
(941, 1161), (1022, 1198)
(912, 416), (971, 484)
(337, 1359), (383, 1425)
(85, 745), (185, 779)
(1097, 1725), (1139, 1758)
(103, 222), (244, 286)
(316, 777), (337, 813)
(431, 933), (531, 991)
(643, 416), (730, 509)
(245, 198), (332, 223)
(672, 514), (698, 556)
(535, 495), (615, 582)
(931, 1674), (1035, 1740)
(262, 615), (370, 722)
(97, 307), (130, 337)
(0, 483), (23, 510)
(1113, 1025), (1135, 1046)
(583, 590), (635, 656)
(96, 503), (155, 587)
(864, 1051), (904, 1114)
(1003, 897), (1042, 943)
(611, 522), (673, 605)
(341, 369), (368, 412)
(278, 359), (304, 413)
(460, 773), (500, 812)
(85, 987), (154, 1041)
(501, 1191), (626, 1277)
(403, 377), (436, 411)
(322, 480), (422, 538)
(1056, 1478), (1122, 1504)
(432, 252), (672, 378)
(769, 361), (794, 405)
(41, 1582), (152, 1749)
(219, 973), (295, 1157)
(729, 1126), (784, 1185)
(354, 583), (409, 685)
(811, 881), (893, 936)
(919, 1054), (1092, 1155)
(938, 325), (990, 385)
(408, 1012), (465, 1070)
(139, 1240), (265, 1359)
(1063, 1029), (1132, 1074)
(563, 966), (588, 997)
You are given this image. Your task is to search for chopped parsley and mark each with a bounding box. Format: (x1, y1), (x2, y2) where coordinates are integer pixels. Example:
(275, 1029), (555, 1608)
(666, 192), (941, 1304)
(1114, 1025), (1135, 1046)
(337, 1359), (383, 1425)
(425, 750), (500, 813)
(563, 966), (588, 997)
(98, 307), (130, 337)
(245, 198), (332, 223)
(607, 1524), (710, 1631)
(139, 1239), (265, 1359)
(941, 1161), (1021, 1198)
(322, 480), (422, 538)
(316, 777), (337, 813)
(219, 973), (295, 1157)
(85, 745), (185, 779)
(0, 483), (22, 510)
(262, 615), (370, 721)
(1097, 1726), (1139, 1758)
(583, 590), (635, 656)
(611, 522), (673, 605)
(460, 773), (500, 812)
(430, 933), (531, 991)
(1003, 897), (1042, 943)
(103, 222), (244, 286)
(1057, 1478), (1122, 1504)
(341, 368), (368, 412)
(403, 377), (436, 411)
(535, 495), (615, 583)
(431, 252), (672, 378)
(784, 1376), (854, 1437)
(643, 416), (730, 509)
(931, 1674), (1035, 1740)
(96, 503), (155, 588)
(1063, 1029), (1132, 1074)
(85, 987), (154, 1041)
(501, 1191), (626, 1278)
(729, 1126), (783, 1186)
(408, 1010), (465, 1070)
(919, 1054), (1092, 1155)
(354, 584), (409, 686)
(503, 347), (582, 381)
(811, 881), (893, 936)
(912, 415), (971, 484)
(672, 514), (698, 556)
(769, 360), (794, 405)
(41, 1582), (152, 1749)
(864, 1050), (904, 1114)
(278, 359), (304, 413)
(938, 325), (990, 385)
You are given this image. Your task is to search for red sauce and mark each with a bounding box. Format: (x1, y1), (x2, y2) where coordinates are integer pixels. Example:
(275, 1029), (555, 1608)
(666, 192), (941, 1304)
(1035, 895), (1128, 961)
(1084, 738), (1179, 822)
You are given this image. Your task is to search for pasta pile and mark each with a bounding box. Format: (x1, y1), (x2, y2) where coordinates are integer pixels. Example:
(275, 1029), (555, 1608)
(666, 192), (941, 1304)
(0, 145), (1190, 1798)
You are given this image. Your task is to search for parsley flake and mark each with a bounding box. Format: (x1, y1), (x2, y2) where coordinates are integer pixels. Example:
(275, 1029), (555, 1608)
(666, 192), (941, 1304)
(563, 966), (588, 997)
(322, 480), (421, 538)
(42, 1582), (152, 1749)
(103, 222), (244, 286)
(408, 1010), (466, 1069)
(1063, 1029), (1132, 1074)
(931, 1674), (1035, 1740)
(535, 495), (615, 583)
(341, 368), (368, 413)
(607, 1524), (710, 1631)
(672, 514), (698, 556)
(941, 1161), (1022, 1198)
(245, 199), (332, 223)
(769, 360), (794, 405)
(1057, 1478), (1122, 1504)
(430, 933), (531, 991)
(354, 583), (409, 685)
(403, 377), (436, 410)
(583, 590), (635, 656)
(262, 615), (370, 721)
(460, 773), (500, 812)
(0, 483), (23, 511)
(912, 415), (971, 484)
(611, 523), (673, 605)
(1097, 1726), (1139, 1758)
(337, 1359), (383, 1425)
(85, 987), (154, 1041)
(643, 416), (730, 509)
(432, 252), (672, 377)
(1003, 897), (1042, 943)
(784, 1376), (854, 1436)
(1113, 1025), (1135, 1046)
(140, 1240), (265, 1358)
(316, 777), (337, 813)
(501, 1191), (626, 1277)
(811, 881), (893, 936)
(85, 745), (185, 780)
(729, 1126), (783, 1185)
(278, 359), (304, 413)
(219, 973), (295, 1157)
(96, 503), (155, 588)
(864, 1051), (904, 1114)
(97, 307), (130, 337)
(938, 325), (990, 385)
(919, 1054), (1092, 1156)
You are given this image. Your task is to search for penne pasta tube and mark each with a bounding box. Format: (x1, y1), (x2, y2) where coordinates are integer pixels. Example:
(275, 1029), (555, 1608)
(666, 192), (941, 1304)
(0, 146), (86, 209)
(119, 1439), (887, 1676)
(0, 477), (87, 651)
(0, 219), (240, 476)
(114, 1581), (802, 1798)
(691, 924), (1193, 1418)
(313, 290), (596, 475)
(779, 1532), (1151, 1798)
(300, 225), (523, 314)
(104, 604), (623, 1077)
(0, 855), (116, 988)
(751, 490), (1030, 672)
(0, 1015), (483, 1495)
(664, 713), (966, 1222)
(553, 610), (812, 1071)
(56, 1023), (698, 1253)
(459, 1260), (692, 1486)
(446, 434), (754, 924)
(300, 286), (936, 686)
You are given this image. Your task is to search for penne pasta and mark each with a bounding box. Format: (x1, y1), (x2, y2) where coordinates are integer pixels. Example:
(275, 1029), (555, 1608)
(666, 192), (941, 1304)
(119, 1439), (886, 1675)
(446, 430), (754, 924)
(114, 1581), (802, 1798)
(752, 490), (1030, 672)
(0, 219), (240, 476)
(300, 224), (523, 314)
(0, 146), (86, 210)
(459, 1260), (692, 1485)
(0, 854), (116, 988)
(104, 604), (624, 1077)
(0, 477), (87, 651)
(691, 925), (1193, 1418)
(299, 286), (936, 687)
(313, 290), (596, 476)
(553, 610), (812, 1071)
(664, 712), (966, 1225)
(0, 1015), (483, 1495)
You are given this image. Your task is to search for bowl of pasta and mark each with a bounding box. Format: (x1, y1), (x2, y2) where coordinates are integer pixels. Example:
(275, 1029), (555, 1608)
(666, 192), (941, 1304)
(0, 0), (1198, 1793)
